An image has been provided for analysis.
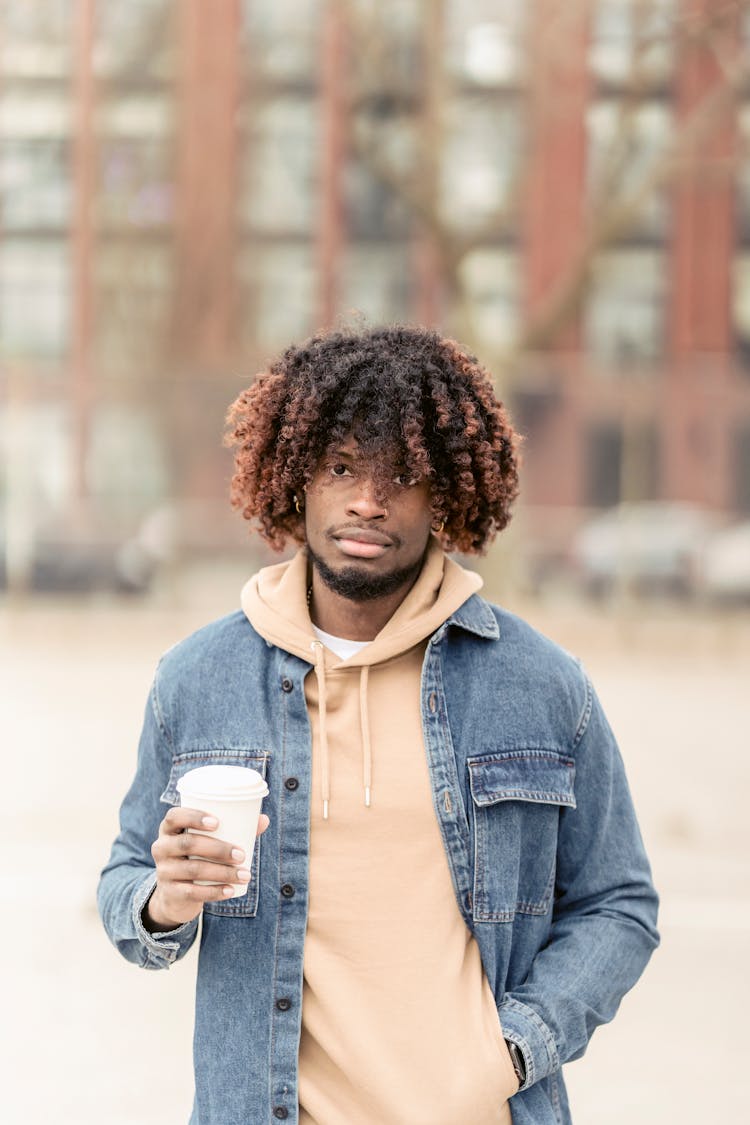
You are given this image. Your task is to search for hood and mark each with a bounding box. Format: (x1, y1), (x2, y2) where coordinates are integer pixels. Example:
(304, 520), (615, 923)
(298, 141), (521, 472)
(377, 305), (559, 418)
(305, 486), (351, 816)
(242, 535), (482, 669)
(241, 536), (482, 817)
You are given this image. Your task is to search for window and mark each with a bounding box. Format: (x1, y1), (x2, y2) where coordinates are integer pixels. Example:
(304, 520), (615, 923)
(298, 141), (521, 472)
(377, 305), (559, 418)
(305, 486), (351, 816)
(586, 99), (671, 241)
(93, 243), (172, 375)
(96, 94), (173, 139)
(0, 239), (69, 359)
(458, 249), (519, 352)
(0, 0), (72, 79)
(348, 0), (423, 88)
(0, 400), (73, 524)
(445, 0), (526, 88)
(586, 423), (622, 507)
(241, 98), (318, 235)
(0, 139), (70, 230)
(585, 420), (658, 507)
(241, 0), (322, 82)
(344, 160), (411, 240)
(94, 0), (174, 82)
(88, 403), (169, 517)
(0, 90), (71, 139)
(347, 102), (416, 242)
(589, 0), (675, 89)
(440, 97), (520, 234)
(97, 137), (173, 228)
(585, 250), (665, 368)
(240, 243), (317, 349)
(340, 245), (412, 324)
(95, 87), (174, 231)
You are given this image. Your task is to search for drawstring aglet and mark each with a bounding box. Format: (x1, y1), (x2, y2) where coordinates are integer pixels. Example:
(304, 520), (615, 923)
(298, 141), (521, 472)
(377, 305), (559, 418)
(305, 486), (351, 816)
(364, 786), (371, 807)
(323, 799), (329, 820)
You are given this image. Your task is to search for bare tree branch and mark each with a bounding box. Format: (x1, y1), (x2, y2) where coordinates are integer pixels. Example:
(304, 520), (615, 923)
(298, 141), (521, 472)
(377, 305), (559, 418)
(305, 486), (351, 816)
(512, 38), (749, 360)
(336, 0), (748, 379)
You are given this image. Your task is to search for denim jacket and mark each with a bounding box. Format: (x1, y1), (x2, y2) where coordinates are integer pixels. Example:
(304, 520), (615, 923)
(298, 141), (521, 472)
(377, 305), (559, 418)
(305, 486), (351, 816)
(98, 594), (659, 1125)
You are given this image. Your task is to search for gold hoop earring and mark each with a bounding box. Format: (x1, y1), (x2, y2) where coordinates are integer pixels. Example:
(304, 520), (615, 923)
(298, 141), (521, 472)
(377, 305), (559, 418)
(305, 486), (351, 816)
(432, 520), (445, 534)
(294, 494), (304, 515)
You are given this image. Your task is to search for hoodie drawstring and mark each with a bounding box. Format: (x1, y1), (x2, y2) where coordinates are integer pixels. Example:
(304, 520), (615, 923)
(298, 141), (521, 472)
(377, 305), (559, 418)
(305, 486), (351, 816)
(359, 665), (372, 808)
(311, 641), (330, 820)
(311, 640), (373, 819)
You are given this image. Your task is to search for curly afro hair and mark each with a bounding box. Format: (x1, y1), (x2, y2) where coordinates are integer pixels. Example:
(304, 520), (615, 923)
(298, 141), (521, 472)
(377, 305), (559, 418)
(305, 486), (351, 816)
(225, 324), (520, 554)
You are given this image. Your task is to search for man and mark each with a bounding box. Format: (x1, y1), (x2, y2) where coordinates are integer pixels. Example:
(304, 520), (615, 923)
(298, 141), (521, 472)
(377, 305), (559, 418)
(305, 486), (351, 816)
(99, 324), (658, 1125)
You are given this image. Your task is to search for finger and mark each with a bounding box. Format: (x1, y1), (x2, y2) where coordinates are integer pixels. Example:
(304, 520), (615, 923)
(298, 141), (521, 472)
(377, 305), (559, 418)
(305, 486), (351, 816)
(153, 829), (247, 866)
(159, 879), (241, 910)
(189, 815), (270, 849)
(161, 805), (219, 835)
(159, 857), (252, 886)
(194, 883), (245, 902)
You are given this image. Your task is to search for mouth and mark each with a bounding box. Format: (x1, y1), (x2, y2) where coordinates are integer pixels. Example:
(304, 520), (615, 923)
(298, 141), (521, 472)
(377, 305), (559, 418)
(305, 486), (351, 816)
(331, 527), (394, 560)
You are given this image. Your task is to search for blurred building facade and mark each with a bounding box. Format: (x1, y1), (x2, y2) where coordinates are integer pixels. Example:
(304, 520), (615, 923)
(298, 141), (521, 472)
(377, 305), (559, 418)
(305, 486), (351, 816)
(1, 0), (749, 571)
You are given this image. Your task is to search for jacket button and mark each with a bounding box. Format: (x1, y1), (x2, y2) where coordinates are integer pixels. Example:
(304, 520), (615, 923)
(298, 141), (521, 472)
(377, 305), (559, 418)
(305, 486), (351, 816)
(280, 883), (295, 898)
(276, 997), (292, 1011)
(284, 777), (299, 791)
(273, 1108), (289, 1120)
(281, 677), (294, 693)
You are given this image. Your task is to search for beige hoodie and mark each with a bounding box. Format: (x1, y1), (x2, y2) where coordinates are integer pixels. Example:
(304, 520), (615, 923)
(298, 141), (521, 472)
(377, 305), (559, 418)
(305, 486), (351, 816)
(242, 539), (518, 1124)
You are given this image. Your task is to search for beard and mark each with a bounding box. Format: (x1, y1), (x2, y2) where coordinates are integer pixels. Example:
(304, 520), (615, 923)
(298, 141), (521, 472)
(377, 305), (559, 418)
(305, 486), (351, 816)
(307, 543), (426, 602)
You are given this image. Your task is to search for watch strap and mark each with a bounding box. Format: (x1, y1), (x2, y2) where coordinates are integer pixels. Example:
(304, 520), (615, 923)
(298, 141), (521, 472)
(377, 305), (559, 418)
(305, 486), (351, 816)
(504, 1038), (526, 1086)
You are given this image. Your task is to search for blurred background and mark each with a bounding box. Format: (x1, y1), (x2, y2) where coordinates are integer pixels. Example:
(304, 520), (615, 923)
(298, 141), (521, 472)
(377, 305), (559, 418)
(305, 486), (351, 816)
(1, 1), (749, 1123)
(1, 0), (749, 597)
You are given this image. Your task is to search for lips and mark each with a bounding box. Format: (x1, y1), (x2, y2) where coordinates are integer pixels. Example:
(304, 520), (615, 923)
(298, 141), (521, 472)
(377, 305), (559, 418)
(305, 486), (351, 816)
(331, 527), (394, 559)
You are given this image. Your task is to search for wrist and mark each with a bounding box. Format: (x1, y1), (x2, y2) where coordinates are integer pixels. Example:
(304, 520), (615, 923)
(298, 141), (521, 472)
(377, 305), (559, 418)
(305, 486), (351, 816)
(142, 887), (182, 933)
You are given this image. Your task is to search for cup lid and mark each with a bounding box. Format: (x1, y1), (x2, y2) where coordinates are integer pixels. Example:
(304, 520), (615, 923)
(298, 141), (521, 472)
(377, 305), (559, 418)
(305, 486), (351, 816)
(176, 764), (269, 801)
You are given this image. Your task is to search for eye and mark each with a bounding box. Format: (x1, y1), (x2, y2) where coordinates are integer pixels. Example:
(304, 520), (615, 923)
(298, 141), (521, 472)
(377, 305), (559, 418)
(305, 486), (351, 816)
(393, 471), (418, 487)
(329, 462), (353, 478)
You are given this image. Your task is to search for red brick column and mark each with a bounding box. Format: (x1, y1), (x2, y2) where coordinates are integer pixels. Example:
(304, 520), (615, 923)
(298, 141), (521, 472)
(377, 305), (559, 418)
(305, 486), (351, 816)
(664, 0), (740, 507)
(173, 0), (241, 368)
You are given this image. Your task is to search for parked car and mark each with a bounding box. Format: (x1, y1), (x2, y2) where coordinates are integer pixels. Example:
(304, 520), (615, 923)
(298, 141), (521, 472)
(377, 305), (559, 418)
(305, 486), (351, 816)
(570, 502), (719, 599)
(699, 520), (750, 602)
(0, 524), (156, 594)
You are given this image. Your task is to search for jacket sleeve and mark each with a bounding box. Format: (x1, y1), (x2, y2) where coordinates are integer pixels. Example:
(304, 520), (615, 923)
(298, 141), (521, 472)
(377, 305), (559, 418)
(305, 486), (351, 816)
(97, 672), (199, 970)
(498, 674), (659, 1090)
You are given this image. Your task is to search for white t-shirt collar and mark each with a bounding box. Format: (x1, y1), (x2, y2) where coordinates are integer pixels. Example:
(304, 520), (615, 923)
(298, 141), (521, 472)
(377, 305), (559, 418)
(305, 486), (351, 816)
(311, 624), (371, 661)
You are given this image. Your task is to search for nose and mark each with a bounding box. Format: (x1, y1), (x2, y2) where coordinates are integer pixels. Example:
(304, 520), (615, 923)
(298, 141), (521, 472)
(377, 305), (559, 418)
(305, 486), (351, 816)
(346, 477), (387, 521)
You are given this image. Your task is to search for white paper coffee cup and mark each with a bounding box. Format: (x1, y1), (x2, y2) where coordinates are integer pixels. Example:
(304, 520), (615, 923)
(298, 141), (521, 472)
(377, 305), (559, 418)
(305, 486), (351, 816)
(176, 764), (269, 899)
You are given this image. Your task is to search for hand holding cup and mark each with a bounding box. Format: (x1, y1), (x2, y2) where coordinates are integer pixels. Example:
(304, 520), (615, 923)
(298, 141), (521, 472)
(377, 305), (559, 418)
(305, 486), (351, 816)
(145, 807), (270, 931)
(145, 764), (270, 932)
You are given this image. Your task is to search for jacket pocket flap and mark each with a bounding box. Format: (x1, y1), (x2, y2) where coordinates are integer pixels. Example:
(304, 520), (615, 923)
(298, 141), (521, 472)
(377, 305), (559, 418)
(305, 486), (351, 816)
(161, 748), (270, 805)
(467, 750), (576, 808)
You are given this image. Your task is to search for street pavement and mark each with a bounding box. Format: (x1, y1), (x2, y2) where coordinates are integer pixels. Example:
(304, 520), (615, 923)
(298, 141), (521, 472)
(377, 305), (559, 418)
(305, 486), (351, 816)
(3, 570), (748, 1123)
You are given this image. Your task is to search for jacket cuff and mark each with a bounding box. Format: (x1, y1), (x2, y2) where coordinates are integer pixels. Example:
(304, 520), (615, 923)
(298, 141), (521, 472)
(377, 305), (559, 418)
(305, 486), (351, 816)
(498, 996), (560, 1090)
(132, 872), (199, 968)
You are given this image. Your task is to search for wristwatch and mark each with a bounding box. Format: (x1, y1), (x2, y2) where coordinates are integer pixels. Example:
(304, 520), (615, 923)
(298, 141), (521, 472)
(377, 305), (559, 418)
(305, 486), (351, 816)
(504, 1039), (526, 1087)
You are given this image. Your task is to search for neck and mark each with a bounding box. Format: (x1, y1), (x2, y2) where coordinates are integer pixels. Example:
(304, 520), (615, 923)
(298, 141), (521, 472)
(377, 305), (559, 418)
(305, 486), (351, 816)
(308, 571), (421, 641)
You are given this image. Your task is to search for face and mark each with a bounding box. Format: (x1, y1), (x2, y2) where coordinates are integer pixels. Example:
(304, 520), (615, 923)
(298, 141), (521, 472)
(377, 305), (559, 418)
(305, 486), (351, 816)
(303, 438), (434, 602)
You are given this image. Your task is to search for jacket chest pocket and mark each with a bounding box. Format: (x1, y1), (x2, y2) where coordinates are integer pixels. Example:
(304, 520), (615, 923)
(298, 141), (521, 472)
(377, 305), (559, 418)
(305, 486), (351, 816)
(161, 748), (270, 919)
(467, 750), (575, 923)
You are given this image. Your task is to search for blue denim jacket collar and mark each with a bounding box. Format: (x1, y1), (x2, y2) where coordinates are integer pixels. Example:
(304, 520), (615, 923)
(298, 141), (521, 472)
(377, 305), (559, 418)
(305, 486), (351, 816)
(442, 591), (500, 640)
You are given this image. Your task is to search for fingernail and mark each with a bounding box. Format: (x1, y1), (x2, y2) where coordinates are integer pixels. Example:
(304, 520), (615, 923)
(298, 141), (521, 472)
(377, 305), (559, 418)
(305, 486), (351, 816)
(236, 868), (251, 882)
(222, 885), (234, 897)
(231, 848), (245, 862)
(202, 816), (218, 828)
